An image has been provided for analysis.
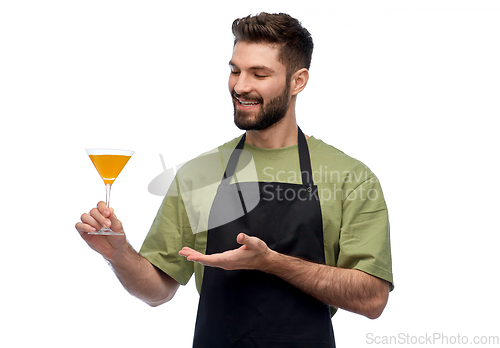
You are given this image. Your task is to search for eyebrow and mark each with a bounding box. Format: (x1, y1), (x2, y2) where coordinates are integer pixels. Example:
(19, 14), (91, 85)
(229, 61), (276, 73)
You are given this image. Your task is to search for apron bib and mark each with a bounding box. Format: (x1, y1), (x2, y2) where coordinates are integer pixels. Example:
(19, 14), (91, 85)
(193, 128), (335, 348)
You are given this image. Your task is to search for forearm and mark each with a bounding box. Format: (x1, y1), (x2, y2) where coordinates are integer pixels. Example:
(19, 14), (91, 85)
(107, 243), (180, 307)
(261, 250), (389, 319)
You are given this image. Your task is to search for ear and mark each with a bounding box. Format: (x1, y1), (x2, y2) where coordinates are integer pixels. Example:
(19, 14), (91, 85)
(290, 68), (309, 96)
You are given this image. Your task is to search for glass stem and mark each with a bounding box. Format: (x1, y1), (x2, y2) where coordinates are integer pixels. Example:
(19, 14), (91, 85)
(105, 183), (111, 207)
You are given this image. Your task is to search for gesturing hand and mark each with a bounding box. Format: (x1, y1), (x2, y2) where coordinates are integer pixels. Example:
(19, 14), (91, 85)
(179, 233), (270, 271)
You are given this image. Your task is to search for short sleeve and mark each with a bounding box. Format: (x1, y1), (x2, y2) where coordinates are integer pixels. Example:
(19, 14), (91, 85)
(337, 177), (394, 290)
(139, 178), (196, 286)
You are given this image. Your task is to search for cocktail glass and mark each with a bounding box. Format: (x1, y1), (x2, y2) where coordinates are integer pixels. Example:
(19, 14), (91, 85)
(85, 148), (134, 235)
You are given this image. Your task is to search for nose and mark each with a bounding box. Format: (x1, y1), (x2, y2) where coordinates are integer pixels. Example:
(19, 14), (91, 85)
(232, 73), (252, 95)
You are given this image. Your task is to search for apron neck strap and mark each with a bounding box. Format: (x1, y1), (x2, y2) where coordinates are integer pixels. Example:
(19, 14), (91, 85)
(223, 133), (246, 180)
(223, 127), (313, 187)
(297, 127), (313, 187)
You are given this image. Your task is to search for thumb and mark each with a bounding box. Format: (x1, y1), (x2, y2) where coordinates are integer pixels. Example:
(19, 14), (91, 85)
(107, 207), (124, 232)
(237, 233), (259, 248)
(236, 232), (248, 244)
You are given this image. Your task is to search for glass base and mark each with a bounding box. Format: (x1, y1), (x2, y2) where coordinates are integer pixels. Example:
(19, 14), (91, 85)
(88, 227), (124, 236)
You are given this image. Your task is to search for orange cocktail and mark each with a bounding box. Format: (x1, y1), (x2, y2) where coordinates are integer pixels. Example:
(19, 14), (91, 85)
(85, 148), (134, 235)
(88, 154), (132, 186)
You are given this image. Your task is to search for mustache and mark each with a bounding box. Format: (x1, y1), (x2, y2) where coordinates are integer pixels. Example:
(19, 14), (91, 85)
(231, 90), (263, 103)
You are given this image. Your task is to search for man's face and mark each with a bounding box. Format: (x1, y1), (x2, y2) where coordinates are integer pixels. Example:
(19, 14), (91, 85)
(228, 41), (291, 131)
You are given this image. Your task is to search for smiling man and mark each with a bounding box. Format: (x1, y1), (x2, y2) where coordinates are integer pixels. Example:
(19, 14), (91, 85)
(76, 13), (393, 348)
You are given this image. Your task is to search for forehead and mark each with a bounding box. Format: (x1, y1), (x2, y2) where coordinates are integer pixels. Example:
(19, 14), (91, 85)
(230, 41), (286, 72)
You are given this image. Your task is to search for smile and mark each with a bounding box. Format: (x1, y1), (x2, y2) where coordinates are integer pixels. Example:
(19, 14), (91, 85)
(236, 98), (260, 106)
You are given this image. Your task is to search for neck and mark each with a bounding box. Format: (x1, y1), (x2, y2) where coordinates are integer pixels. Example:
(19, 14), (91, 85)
(244, 108), (308, 148)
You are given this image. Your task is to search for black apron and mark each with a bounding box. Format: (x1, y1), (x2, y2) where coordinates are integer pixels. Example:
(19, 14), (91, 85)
(193, 128), (335, 348)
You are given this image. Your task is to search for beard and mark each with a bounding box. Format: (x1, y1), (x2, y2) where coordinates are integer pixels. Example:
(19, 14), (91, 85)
(232, 79), (291, 131)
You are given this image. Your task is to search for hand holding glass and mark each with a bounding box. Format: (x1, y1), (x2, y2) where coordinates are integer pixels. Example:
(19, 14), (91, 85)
(85, 148), (134, 235)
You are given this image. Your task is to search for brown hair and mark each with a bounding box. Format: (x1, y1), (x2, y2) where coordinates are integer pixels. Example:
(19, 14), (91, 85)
(232, 13), (313, 76)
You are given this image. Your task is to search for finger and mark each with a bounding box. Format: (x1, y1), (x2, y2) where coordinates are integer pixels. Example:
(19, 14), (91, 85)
(179, 248), (215, 264)
(80, 212), (102, 231)
(179, 247), (199, 258)
(97, 201), (110, 217)
(75, 221), (97, 235)
(89, 206), (111, 229)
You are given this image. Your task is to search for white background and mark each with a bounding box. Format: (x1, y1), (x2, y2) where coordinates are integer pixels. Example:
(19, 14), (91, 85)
(1, 1), (499, 347)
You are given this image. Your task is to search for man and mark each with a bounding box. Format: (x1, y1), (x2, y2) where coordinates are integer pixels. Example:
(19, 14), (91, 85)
(76, 13), (393, 347)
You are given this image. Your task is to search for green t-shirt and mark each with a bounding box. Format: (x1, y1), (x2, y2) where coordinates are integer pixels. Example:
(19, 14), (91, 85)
(140, 136), (394, 307)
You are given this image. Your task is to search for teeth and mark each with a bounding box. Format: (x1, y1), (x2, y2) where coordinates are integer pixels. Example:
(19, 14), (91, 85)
(238, 98), (259, 106)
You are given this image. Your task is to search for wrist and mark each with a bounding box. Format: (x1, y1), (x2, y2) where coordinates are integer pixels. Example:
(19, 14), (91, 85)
(107, 241), (134, 266)
(259, 248), (281, 274)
